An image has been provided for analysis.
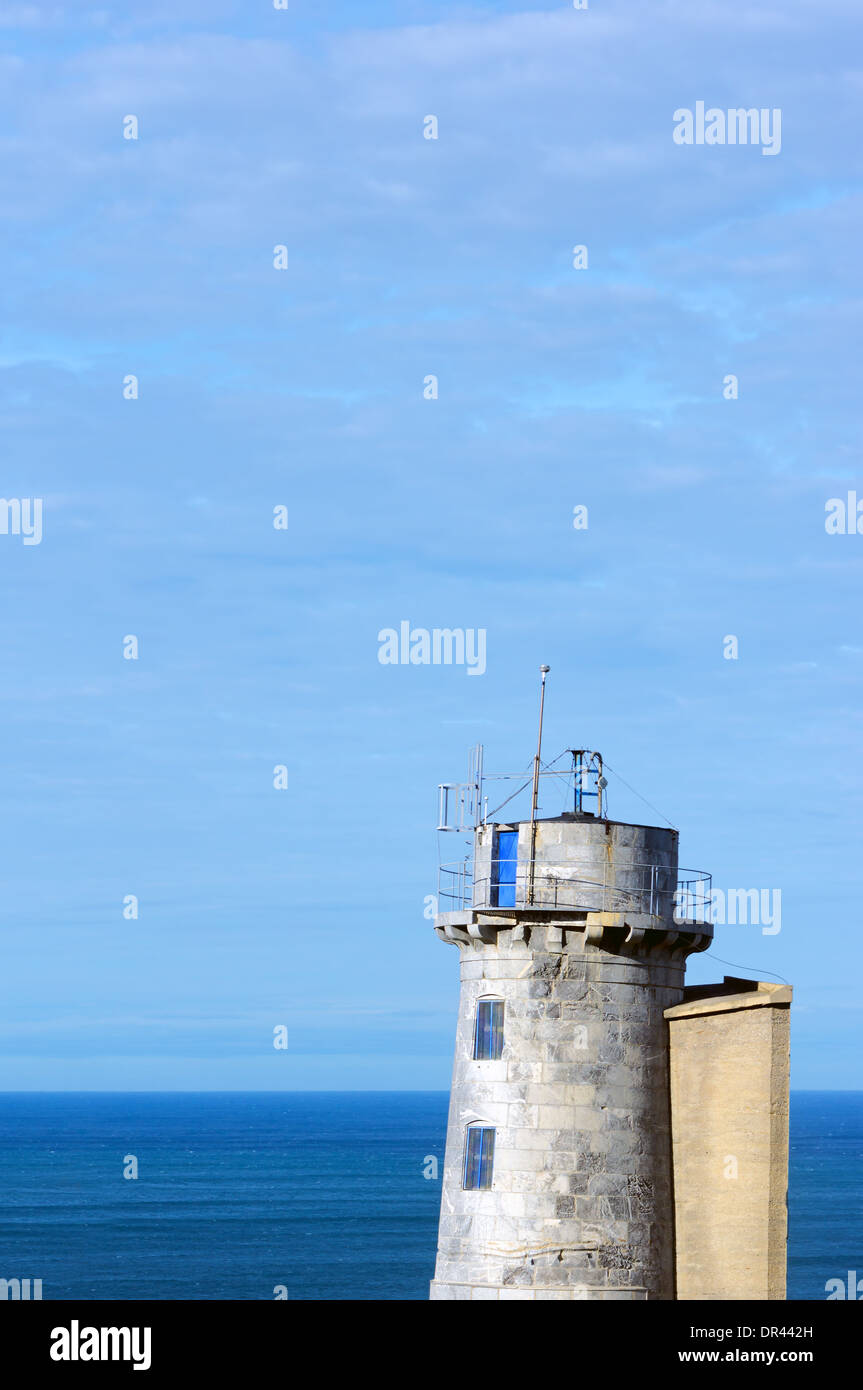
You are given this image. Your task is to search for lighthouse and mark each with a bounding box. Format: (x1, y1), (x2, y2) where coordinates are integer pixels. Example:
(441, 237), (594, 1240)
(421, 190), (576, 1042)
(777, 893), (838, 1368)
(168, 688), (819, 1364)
(429, 669), (716, 1301)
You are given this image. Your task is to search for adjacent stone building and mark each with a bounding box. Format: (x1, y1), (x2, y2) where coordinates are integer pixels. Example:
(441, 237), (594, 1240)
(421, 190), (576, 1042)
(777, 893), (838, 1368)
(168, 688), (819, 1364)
(666, 979), (792, 1300)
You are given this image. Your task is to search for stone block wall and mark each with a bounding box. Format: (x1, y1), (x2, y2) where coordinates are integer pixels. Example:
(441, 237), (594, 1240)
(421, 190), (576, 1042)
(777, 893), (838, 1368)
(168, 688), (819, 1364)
(430, 921), (687, 1300)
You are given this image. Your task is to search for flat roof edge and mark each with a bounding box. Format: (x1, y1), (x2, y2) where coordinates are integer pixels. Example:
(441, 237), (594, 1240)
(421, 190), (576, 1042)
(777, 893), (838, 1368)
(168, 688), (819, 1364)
(665, 979), (792, 1020)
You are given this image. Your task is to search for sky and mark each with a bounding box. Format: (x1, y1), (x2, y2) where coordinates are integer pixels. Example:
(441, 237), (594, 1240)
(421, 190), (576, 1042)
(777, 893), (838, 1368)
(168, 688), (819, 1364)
(0, 0), (860, 1089)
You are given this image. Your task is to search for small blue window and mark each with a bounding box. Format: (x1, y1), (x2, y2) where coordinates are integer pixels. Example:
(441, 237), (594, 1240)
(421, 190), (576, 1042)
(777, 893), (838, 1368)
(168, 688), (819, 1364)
(474, 998), (504, 1060)
(463, 1125), (495, 1190)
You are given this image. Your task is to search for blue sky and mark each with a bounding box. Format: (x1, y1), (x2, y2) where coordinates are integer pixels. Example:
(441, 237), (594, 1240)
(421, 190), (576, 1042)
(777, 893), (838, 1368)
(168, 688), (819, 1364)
(0, 0), (860, 1088)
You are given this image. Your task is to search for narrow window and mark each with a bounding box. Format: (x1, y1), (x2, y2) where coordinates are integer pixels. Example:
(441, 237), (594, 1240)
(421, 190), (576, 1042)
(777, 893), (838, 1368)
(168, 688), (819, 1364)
(473, 998), (504, 1060)
(491, 830), (518, 907)
(463, 1124), (495, 1190)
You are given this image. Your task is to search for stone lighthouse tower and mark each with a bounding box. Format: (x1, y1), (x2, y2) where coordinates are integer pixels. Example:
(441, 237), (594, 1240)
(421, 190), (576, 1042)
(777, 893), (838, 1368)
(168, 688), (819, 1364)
(429, 670), (714, 1301)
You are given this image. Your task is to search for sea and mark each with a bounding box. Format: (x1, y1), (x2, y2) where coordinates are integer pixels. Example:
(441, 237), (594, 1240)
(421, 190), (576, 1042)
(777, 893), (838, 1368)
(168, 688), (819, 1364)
(0, 1091), (858, 1300)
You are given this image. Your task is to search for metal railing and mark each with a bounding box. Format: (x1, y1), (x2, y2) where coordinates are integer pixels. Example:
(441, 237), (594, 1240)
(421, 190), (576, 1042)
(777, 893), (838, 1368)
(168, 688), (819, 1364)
(437, 859), (712, 923)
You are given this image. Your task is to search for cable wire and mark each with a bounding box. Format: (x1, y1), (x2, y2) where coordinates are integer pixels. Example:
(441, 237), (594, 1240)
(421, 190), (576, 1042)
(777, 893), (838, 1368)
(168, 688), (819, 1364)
(601, 758), (677, 829)
(701, 951), (791, 986)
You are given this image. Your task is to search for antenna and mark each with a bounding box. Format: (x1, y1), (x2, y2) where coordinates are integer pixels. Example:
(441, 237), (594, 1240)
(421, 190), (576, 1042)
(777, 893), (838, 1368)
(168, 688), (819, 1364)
(571, 749), (606, 818)
(437, 741), (484, 831)
(527, 665), (550, 905)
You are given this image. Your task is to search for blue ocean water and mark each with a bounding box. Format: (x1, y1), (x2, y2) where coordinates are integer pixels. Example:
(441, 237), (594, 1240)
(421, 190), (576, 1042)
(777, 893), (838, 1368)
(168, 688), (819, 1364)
(787, 1092), (863, 1300)
(0, 1091), (858, 1300)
